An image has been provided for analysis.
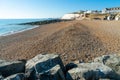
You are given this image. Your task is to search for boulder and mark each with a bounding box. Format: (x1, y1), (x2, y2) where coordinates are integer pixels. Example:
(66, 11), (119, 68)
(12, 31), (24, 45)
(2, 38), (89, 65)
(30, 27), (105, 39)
(94, 54), (118, 64)
(0, 60), (25, 77)
(0, 75), (4, 80)
(4, 73), (26, 80)
(99, 79), (114, 80)
(66, 63), (115, 80)
(37, 65), (65, 80)
(25, 53), (65, 80)
(65, 63), (78, 73)
(94, 54), (120, 79)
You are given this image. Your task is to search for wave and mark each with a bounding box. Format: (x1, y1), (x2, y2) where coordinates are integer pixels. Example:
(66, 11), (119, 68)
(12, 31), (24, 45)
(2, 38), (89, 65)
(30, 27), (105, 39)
(0, 25), (39, 36)
(0, 19), (50, 36)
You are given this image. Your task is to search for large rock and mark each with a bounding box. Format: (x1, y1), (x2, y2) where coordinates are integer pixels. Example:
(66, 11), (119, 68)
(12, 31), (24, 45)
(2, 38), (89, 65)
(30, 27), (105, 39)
(94, 54), (120, 79)
(94, 54), (118, 64)
(64, 63), (78, 74)
(0, 60), (25, 77)
(99, 79), (114, 80)
(0, 75), (4, 80)
(37, 65), (65, 80)
(4, 73), (26, 80)
(25, 53), (65, 80)
(66, 63), (116, 80)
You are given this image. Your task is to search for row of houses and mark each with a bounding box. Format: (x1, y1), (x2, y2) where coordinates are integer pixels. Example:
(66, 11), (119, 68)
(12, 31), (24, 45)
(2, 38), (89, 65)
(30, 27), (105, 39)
(61, 7), (120, 20)
(102, 7), (120, 14)
(75, 7), (120, 14)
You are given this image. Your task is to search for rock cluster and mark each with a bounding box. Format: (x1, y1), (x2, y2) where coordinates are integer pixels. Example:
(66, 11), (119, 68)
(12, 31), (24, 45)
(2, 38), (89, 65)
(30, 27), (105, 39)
(19, 19), (70, 25)
(0, 53), (120, 80)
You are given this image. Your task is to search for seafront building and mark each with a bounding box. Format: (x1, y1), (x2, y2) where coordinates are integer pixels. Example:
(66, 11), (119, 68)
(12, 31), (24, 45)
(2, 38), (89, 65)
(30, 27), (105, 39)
(61, 7), (120, 20)
(102, 7), (120, 13)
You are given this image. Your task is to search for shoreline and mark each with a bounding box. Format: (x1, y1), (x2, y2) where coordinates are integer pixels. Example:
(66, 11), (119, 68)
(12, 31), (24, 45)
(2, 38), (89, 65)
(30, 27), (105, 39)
(0, 19), (70, 37)
(0, 25), (39, 37)
(0, 21), (74, 61)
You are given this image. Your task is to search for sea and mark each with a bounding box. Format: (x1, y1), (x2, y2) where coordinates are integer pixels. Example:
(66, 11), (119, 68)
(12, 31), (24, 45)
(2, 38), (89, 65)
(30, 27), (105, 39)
(0, 19), (49, 36)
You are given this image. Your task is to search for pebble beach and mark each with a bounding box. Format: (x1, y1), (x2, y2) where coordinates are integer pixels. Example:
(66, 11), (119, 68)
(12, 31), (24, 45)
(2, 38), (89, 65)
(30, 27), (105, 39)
(0, 20), (120, 64)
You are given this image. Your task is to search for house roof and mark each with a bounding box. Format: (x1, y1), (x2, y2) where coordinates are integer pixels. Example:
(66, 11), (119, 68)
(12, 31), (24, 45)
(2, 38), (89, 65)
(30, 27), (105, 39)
(105, 7), (120, 10)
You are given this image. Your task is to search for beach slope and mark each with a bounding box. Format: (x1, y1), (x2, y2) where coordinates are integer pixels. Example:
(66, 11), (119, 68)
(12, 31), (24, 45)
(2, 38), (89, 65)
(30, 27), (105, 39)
(0, 20), (120, 64)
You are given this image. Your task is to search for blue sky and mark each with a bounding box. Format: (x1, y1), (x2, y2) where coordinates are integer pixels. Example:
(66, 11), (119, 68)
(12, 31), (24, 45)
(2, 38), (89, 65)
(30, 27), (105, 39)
(0, 0), (120, 19)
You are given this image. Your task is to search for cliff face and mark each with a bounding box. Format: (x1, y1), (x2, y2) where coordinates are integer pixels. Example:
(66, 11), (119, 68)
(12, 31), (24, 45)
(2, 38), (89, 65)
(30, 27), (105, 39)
(61, 13), (80, 20)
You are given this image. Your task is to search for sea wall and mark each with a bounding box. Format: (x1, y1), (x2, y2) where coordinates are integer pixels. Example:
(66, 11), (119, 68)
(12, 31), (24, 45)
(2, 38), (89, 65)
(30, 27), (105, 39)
(1, 53), (120, 80)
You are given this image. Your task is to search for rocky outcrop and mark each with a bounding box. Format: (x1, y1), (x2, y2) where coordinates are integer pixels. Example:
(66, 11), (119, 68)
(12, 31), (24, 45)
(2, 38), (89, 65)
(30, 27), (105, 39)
(0, 60), (25, 77)
(0, 53), (120, 80)
(19, 19), (70, 25)
(34, 65), (65, 80)
(4, 73), (26, 80)
(94, 54), (120, 79)
(66, 63), (116, 80)
(25, 53), (65, 80)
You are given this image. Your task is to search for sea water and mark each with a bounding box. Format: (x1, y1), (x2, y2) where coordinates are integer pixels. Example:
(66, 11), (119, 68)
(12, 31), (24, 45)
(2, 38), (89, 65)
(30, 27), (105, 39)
(0, 19), (48, 36)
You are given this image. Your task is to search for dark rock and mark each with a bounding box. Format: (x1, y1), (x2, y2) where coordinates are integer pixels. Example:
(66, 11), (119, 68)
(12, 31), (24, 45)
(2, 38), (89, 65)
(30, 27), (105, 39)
(19, 19), (70, 25)
(25, 53), (65, 80)
(94, 54), (120, 79)
(1, 53), (120, 80)
(0, 75), (4, 80)
(99, 79), (114, 80)
(37, 65), (65, 80)
(66, 63), (115, 80)
(0, 60), (25, 77)
(65, 63), (77, 73)
(99, 79), (116, 80)
(4, 73), (26, 80)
